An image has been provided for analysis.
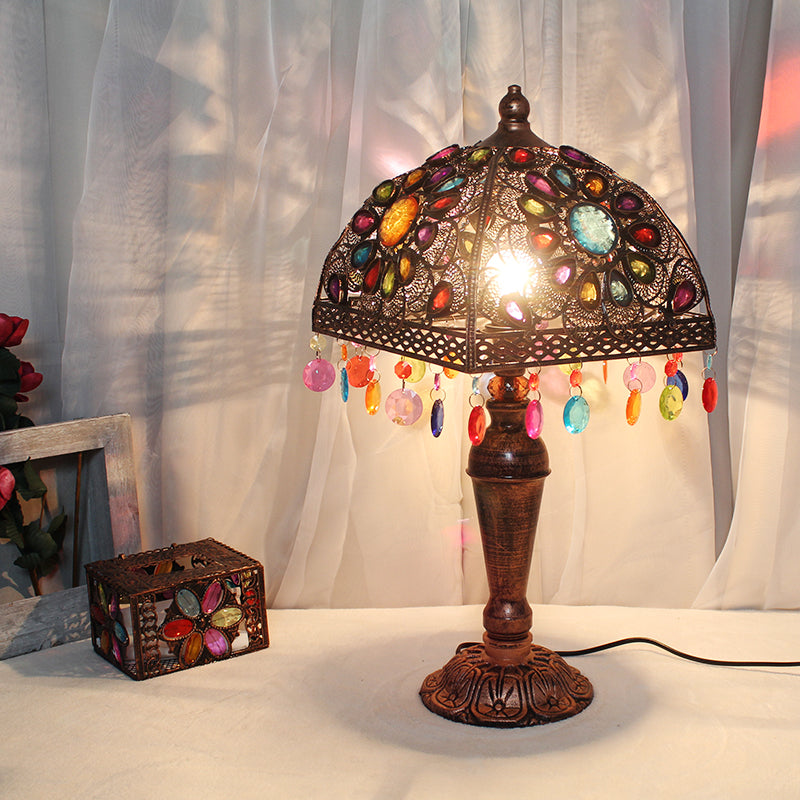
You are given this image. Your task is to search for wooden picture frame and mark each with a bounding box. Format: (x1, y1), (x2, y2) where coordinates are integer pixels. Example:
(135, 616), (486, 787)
(0, 414), (142, 660)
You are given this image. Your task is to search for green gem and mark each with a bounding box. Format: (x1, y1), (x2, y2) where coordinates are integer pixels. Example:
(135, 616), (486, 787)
(659, 385), (683, 420)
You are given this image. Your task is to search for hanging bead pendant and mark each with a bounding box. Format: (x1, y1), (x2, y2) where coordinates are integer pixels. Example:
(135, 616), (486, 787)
(431, 398), (444, 437)
(525, 398), (544, 439)
(468, 405), (486, 444)
(563, 395), (590, 433)
(365, 378), (381, 415)
(626, 388), (641, 425)
(303, 358), (336, 392)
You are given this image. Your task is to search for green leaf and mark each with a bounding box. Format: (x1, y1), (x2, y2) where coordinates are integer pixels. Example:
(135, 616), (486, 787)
(23, 522), (58, 562)
(17, 459), (47, 500)
(47, 512), (68, 549)
(14, 552), (42, 571)
(1, 507), (25, 549)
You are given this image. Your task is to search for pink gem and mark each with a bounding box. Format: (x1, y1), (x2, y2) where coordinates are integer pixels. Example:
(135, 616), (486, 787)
(622, 361), (656, 393)
(204, 628), (229, 658)
(201, 581), (223, 614)
(385, 388), (423, 426)
(303, 358), (336, 392)
(525, 399), (544, 439)
(672, 280), (697, 313)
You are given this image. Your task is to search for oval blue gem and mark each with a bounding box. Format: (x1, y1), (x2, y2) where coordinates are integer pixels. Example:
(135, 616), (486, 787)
(563, 395), (590, 434)
(340, 367), (349, 402)
(351, 241), (375, 270)
(569, 203), (618, 255)
(431, 398), (444, 437)
(176, 588), (201, 618)
(667, 369), (689, 400)
(113, 620), (129, 647)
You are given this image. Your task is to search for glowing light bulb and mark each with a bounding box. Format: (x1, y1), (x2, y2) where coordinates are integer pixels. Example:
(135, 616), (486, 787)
(486, 250), (537, 296)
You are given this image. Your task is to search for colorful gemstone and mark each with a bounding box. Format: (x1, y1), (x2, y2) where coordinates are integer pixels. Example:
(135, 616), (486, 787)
(404, 167), (426, 190)
(404, 358), (426, 383)
(626, 254), (656, 284)
(582, 172), (608, 198)
(430, 398), (444, 437)
(468, 405), (486, 444)
(325, 274), (347, 303)
(608, 269), (633, 307)
(211, 606), (243, 629)
(614, 192), (645, 215)
(569, 203), (618, 255)
(563, 395), (590, 433)
(626, 388), (642, 425)
(525, 399), (544, 439)
(550, 258), (576, 288)
(428, 165), (454, 186)
(385, 387), (423, 426)
(665, 358), (679, 377)
(427, 281), (453, 317)
(113, 620), (129, 647)
(569, 369), (582, 387)
(518, 195), (556, 220)
(559, 145), (594, 166)
(577, 273), (601, 310)
(659, 384), (684, 420)
(394, 359), (412, 380)
(202, 581), (223, 614)
(500, 293), (532, 327)
(340, 367), (349, 402)
(670, 280), (698, 313)
(629, 222), (661, 248)
(346, 354), (373, 387)
(204, 628), (230, 658)
(181, 631), (204, 666)
(365, 379), (381, 415)
(176, 588), (201, 618)
(468, 147), (491, 165)
(667, 369), (689, 400)
(550, 165), (577, 193)
(427, 144), (459, 161)
(428, 194), (460, 215)
(380, 196), (418, 247)
(161, 618), (194, 640)
(436, 176), (466, 193)
(372, 179), (397, 204)
(415, 221), (437, 250)
(525, 172), (560, 199)
(529, 227), (560, 253)
(397, 249), (417, 285)
(351, 241), (375, 270)
(100, 628), (111, 654)
(509, 148), (535, 165)
(623, 361), (657, 392)
(363, 259), (381, 293)
(380, 263), (398, 299)
(352, 209), (377, 235)
(702, 377), (718, 412)
(303, 357), (336, 392)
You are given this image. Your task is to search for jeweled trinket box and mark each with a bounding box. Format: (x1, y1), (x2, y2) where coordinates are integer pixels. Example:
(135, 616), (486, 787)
(85, 538), (269, 680)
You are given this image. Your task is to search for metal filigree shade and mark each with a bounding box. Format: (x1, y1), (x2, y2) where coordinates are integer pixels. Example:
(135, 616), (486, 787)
(312, 86), (716, 373)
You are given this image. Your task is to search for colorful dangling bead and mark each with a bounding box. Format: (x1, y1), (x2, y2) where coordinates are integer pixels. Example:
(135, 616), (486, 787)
(468, 376), (487, 444)
(702, 350), (718, 413)
(622, 359), (656, 393)
(429, 368), (445, 437)
(346, 349), (373, 387)
(394, 358), (412, 380)
(659, 384), (683, 420)
(303, 334), (335, 392)
(563, 363), (589, 433)
(525, 368), (543, 439)
(365, 377), (381, 415)
(626, 388), (642, 426)
(603, 360), (608, 384)
(385, 383), (423, 426)
(340, 366), (349, 402)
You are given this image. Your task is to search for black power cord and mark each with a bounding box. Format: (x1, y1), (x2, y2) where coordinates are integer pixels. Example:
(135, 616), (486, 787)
(557, 637), (800, 668)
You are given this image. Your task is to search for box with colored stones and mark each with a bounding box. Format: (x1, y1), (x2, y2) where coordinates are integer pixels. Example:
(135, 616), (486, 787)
(85, 538), (269, 680)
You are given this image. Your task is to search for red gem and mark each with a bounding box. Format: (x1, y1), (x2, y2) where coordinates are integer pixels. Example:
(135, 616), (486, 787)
(468, 406), (486, 444)
(394, 360), (412, 380)
(512, 148), (532, 164)
(702, 377), (718, 413)
(162, 618), (194, 640)
(363, 260), (381, 293)
(433, 288), (450, 310)
(530, 228), (558, 251)
(665, 359), (678, 377)
(631, 224), (659, 246)
(428, 282), (453, 316)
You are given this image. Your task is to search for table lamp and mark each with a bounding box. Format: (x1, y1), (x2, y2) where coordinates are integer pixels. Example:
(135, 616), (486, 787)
(308, 86), (716, 727)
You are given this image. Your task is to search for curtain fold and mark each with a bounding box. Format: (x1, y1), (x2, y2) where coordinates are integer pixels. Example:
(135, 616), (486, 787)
(0, 0), (788, 609)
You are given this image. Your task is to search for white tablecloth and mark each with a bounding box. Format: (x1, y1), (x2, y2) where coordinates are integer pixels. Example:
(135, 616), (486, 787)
(2, 603), (799, 799)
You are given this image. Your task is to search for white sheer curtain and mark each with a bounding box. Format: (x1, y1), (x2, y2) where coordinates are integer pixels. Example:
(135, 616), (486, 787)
(4, 1), (795, 609)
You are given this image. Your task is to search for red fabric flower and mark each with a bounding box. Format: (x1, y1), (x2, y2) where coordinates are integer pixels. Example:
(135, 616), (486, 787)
(0, 466), (15, 511)
(15, 361), (43, 401)
(0, 315), (29, 348)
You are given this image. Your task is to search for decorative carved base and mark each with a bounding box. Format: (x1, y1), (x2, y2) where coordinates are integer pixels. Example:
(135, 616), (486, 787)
(420, 641), (593, 727)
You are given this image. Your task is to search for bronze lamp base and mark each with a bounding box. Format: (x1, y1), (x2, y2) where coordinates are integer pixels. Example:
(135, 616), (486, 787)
(419, 370), (593, 726)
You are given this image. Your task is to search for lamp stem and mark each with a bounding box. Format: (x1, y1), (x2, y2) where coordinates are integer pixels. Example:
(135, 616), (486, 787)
(419, 369), (593, 727)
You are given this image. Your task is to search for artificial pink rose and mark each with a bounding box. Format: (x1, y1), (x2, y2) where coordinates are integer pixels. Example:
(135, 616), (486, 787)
(0, 466), (14, 511)
(0, 315), (29, 348)
(16, 361), (43, 399)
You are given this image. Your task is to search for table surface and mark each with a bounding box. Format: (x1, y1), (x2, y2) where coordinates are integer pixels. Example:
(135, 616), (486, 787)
(2, 603), (799, 799)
